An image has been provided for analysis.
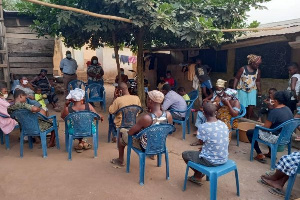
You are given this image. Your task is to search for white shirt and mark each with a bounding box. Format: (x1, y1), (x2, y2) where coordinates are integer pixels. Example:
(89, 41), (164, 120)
(287, 74), (300, 100)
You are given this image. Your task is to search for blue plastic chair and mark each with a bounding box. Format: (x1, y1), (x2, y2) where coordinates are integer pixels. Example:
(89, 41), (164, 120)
(67, 80), (86, 92)
(10, 109), (60, 158)
(183, 160), (240, 200)
(85, 83), (106, 110)
(187, 90), (199, 123)
(170, 101), (195, 140)
(108, 105), (143, 144)
(64, 111), (100, 160)
(285, 163), (300, 200)
(230, 104), (247, 146)
(250, 119), (300, 170)
(126, 124), (176, 185)
(0, 113), (19, 150)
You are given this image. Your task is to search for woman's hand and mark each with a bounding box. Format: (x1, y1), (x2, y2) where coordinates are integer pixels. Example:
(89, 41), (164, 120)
(221, 97), (230, 106)
(65, 100), (71, 107)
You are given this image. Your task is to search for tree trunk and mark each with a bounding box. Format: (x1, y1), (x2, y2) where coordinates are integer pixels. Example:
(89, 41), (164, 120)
(136, 29), (145, 107)
(112, 33), (121, 85)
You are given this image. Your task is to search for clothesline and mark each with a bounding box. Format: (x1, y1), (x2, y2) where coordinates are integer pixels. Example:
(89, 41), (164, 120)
(112, 54), (137, 64)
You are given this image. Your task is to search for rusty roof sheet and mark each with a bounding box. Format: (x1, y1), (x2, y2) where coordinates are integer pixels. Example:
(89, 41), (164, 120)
(238, 18), (300, 40)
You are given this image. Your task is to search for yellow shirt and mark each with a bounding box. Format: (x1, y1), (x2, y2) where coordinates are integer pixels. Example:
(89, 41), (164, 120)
(183, 94), (190, 101)
(34, 94), (47, 109)
(157, 82), (166, 91)
(109, 95), (141, 128)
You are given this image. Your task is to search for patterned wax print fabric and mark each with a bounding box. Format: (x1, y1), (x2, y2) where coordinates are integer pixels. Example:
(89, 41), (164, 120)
(216, 106), (238, 130)
(237, 66), (258, 92)
(87, 65), (104, 82)
(197, 120), (229, 165)
(8, 102), (53, 132)
(276, 152), (300, 176)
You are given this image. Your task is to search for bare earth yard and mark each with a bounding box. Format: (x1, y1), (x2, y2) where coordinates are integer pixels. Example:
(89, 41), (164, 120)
(0, 84), (299, 200)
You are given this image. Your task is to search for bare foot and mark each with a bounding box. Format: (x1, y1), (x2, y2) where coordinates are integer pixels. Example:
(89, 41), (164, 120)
(110, 158), (125, 167)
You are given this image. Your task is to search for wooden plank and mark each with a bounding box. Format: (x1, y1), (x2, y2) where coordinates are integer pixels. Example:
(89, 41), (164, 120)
(0, 64), (7, 68)
(7, 38), (54, 53)
(0, 50), (7, 53)
(9, 57), (53, 63)
(9, 62), (53, 68)
(10, 67), (53, 75)
(6, 27), (33, 34)
(8, 52), (53, 57)
(6, 33), (52, 40)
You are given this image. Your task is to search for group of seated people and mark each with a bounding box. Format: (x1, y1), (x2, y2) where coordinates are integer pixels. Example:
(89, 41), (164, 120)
(0, 70), (299, 198)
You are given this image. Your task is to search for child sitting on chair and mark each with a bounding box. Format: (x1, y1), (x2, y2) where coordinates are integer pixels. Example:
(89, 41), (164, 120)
(34, 87), (48, 116)
(182, 102), (229, 185)
(177, 87), (190, 101)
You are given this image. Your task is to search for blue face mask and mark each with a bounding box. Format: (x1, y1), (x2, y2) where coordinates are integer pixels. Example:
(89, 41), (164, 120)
(66, 54), (72, 59)
(93, 60), (98, 65)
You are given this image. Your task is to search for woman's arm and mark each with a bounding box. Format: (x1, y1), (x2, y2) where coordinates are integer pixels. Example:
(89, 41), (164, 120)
(222, 99), (240, 117)
(263, 120), (272, 128)
(291, 77), (298, 99)
(233, 67), (244, 89)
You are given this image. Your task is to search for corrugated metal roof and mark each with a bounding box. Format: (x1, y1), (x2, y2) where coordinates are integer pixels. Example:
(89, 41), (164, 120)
(238, 18), (300, 40)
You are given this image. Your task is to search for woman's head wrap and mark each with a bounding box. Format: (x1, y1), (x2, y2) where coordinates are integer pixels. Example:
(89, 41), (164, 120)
(66, 88), (85, 101)
(247, 54), (261, 65)
(216, 79), (227, 88)
(148, 90), (164, 103)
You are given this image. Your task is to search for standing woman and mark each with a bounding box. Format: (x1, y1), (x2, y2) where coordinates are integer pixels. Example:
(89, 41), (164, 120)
(87, 56), (104, 86)
(287, 62), (300, 113)
(234, 54), (262, 119)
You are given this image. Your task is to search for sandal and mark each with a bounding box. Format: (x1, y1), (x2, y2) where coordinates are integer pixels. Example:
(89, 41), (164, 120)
(295, 136), (300, 142)
(268, 188), (285, 198)
(188, 176), (203, 186)
(264, 153), (271, 158)
(110, 158), (125, 167)
(74, 143), (84, 153)
(190, 141), (201, 146)
(254, 154), (266, 164)
(257, 179), (273, 189)
(83, 143), (92, 150)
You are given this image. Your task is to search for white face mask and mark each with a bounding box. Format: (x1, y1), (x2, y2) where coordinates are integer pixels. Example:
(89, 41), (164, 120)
(269, 99), (274, 105)
(22, 80), (28, 85)
(3, 94), (8, 99)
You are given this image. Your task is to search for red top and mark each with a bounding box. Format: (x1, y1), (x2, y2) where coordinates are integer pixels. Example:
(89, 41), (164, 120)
(165, 77), (175, 86)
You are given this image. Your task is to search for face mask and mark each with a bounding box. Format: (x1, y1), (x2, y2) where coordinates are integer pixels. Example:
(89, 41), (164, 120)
(120, 71), (124, 75)
(166, 75), (171, 78)
(216, 90), (224, 96)
(269, 99), (274, 105)
(66, 54), (72, 59)
(93, 60), (98, 65)
(22, 80), (28, 85)
(3, 94), (8, 99)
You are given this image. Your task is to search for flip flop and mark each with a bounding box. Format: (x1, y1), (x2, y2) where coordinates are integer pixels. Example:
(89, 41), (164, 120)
(190, 141), (201, 146)
(83, 143), (92, 150)
(254, 156), (267, 164)
(265, 170), (275, 176)
(268, 188), (285, 198)
(263, 153), (271, 158)
(74, 144), (84, 153)
(257, 179), (273, 189)
(110, 158), (125, 167)
(295, 136), (300, 142)
(188, 176), (203, 186)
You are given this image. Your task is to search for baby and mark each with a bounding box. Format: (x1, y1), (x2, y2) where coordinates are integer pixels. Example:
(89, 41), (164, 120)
(34, 87), (48, 116)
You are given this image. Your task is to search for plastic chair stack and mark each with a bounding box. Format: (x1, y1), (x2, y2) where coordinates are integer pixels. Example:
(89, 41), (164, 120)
(250, 118), (300, 170)
(64, 111), (100, 160)
(126, 124), (175, 185)
(10, 109), (60, 158)
(67, 80), (86, 93)
(170, 101), (195, 140)
(85, 83), (106, 110)
(230, 104), (247, 146)
(183, 160), (240, 200)
(107, 105), (143, 144)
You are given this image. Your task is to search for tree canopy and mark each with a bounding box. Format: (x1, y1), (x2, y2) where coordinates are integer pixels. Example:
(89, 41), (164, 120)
(17, 0), (271, 104)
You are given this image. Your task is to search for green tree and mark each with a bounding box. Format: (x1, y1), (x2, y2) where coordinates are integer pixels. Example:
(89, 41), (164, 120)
(17, 0), (271, 104)
(3, 0), (19, 11)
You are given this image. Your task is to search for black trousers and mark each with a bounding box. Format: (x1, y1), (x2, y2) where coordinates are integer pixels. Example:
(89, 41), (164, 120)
(246, 129), (270, 155)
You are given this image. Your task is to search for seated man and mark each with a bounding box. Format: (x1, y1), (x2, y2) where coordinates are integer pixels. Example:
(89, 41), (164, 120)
(108, 82), (141, 143)
(115, 68), (129, 84)
(182, 102), (229, 185)
(164, 71), (175, 87)
(110, 90), (173, 166)
(161, 84), (187, 120)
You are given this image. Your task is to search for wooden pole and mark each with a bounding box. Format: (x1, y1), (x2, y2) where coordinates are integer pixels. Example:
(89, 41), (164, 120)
(205, 27), (284, 32)
(22, 0), (133, 23)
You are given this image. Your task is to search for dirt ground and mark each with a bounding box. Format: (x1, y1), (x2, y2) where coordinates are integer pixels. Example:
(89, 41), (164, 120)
(0, 83), (299, 200)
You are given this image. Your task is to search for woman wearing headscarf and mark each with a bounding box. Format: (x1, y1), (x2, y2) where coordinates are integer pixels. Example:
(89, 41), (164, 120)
(87, 56), (104, 86)
(233, 54), (262, 119)
(61, 88), (101, 153)
(31, 69), (60, 112)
